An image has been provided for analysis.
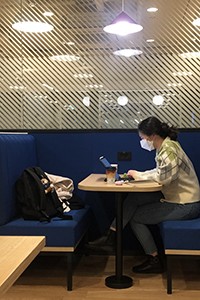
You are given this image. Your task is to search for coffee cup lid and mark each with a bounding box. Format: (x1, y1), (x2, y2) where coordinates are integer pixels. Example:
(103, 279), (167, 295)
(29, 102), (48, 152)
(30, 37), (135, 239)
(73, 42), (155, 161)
(106, 166), (116, 171)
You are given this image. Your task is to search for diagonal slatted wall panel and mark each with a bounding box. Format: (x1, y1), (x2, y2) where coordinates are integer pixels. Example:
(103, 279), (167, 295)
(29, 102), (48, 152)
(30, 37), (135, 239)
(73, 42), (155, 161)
(0, 0), (199, 129)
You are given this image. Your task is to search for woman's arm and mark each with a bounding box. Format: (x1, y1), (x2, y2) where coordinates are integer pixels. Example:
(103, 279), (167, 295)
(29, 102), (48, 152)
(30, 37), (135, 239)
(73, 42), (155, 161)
(128, 147), (180, 184)
(127, 168), (157, 180)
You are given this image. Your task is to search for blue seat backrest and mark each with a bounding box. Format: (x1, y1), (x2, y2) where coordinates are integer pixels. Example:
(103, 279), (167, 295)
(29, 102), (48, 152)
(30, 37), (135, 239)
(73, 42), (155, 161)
(0, 134), (37, 225)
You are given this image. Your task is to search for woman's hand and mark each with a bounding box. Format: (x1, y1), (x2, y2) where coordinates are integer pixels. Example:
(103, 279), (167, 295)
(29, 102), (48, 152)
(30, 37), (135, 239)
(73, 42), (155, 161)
(127, 170), (138, 179)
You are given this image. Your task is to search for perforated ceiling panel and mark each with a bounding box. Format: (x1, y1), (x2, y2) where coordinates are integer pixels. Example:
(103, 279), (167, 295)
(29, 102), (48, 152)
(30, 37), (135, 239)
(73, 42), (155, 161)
(0, 0), (199, 129)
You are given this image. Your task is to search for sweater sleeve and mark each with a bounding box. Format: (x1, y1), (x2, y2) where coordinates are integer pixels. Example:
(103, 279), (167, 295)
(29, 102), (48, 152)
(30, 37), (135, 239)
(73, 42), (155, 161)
(154, 149), (179, 185)
(134, 168), (157, 180)
(135, 141), (180, 184)
(135, 152), (179, 184)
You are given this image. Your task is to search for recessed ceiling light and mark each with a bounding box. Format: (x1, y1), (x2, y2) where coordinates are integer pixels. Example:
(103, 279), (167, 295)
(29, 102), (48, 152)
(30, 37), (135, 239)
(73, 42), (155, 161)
(9, 85), (25, 90)
(12, 21), (53, 33)
(146, 39), (155, 43)
(85, 84), (103, 89)
(50, 54), (80, 62)
(73, 73), (93, 79)
(167, 83), (182, 87)
(113, 49), (142, 57)
(192, 18), (200, 26)
(43, 11), (54, 17)
(66, 41), (75, 46)
(172, 71), (193, 76)
(179, 51), (200, 59)
(147, 7), (158, 12)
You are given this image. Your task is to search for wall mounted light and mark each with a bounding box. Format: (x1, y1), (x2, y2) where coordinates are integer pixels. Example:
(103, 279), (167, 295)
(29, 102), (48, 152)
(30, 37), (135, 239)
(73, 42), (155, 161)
(192, 18), (200, 26)
(117, 95), (129, 106)
(12, 21), (53, 33)
(82, 96), (90, 107)
(153, 95), (164, 105)
(103, 0), (143, 36)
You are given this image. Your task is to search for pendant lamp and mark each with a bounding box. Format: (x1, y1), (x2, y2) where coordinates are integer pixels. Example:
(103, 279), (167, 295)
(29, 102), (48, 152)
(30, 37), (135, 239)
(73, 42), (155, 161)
(103, 0), (143, 36)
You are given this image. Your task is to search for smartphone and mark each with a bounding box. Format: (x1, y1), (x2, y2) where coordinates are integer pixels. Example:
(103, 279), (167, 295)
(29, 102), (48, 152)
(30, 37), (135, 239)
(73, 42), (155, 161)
(99, 156), (112, 168)
(99, 156), (121, 180)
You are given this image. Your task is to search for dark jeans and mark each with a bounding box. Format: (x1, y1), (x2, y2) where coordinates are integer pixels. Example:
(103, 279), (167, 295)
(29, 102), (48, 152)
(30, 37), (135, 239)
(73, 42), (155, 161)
(111, 191), (200, 254)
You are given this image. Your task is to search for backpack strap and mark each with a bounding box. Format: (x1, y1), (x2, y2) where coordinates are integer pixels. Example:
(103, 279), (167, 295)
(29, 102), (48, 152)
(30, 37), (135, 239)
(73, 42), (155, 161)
(25, 168), (52, 222)
(50, 192), (73, 220)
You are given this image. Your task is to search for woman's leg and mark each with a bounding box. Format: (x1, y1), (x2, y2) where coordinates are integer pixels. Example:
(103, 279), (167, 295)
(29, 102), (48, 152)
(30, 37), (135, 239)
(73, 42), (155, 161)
(130, 222), (158, 255)
(130, 200), (200, 254)
(88, 191), (163, 250)
(110, 191), (163, 230)
(129, 201), (200, 273)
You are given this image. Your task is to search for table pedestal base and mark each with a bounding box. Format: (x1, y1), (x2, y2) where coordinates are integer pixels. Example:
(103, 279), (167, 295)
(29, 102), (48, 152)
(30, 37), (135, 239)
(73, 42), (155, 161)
(105, 275), (133, 289)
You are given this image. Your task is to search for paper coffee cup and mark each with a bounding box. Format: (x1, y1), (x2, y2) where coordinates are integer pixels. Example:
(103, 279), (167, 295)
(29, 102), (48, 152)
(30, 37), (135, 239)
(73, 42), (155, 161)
(106, 166), (116, 183)
(111, 163), (118, 171)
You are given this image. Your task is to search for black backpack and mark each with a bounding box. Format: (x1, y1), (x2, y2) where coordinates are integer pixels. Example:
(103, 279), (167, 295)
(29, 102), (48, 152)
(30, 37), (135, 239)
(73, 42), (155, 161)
(16, 166), (73, 222)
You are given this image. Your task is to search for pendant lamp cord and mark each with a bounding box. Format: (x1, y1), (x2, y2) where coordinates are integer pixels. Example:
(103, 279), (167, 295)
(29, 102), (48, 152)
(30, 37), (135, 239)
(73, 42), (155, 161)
(122, 0), (124, 11)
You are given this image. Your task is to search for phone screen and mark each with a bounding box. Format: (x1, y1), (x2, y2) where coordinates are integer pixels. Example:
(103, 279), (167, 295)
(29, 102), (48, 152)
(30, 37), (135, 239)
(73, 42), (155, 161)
(99, 156), (111, 168)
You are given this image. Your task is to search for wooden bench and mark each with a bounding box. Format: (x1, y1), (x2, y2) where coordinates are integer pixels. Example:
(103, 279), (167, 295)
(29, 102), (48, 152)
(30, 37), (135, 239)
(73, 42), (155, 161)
(0, 236), (45, 296)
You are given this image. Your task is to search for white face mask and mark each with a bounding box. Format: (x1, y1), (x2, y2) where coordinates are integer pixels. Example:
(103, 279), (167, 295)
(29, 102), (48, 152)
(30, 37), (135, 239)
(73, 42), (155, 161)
(140, 139), (155, 151)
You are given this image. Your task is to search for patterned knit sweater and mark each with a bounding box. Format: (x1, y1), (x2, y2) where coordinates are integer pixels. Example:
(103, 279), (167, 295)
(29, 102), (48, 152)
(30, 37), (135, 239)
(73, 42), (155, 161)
(135, 137), (200, 204)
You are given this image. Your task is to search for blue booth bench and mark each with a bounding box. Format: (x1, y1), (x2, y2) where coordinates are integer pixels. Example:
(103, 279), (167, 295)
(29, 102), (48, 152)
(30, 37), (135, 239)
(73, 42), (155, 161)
(1, 132), (200, 294)
(0, 134), (91, 291)
(159, 218), (200, 294)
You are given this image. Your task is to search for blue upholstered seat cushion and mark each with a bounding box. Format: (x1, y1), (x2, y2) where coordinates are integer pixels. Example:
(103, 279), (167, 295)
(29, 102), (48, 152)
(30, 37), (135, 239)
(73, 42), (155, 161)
(0, 206), (91, 247)
(159, 218), (200, 250)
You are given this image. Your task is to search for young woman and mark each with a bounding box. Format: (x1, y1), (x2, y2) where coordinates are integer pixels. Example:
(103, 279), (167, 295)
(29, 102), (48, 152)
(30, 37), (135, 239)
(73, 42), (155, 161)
(89, 116), (200, 273)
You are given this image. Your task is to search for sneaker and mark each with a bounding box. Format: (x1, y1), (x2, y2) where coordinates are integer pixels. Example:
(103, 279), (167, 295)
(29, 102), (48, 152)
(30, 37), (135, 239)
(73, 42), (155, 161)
(132, 255), (164, 274)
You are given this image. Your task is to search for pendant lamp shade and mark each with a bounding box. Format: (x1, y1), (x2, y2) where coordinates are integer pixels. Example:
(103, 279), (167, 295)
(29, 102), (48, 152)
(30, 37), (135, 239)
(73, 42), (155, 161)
(103, 11), (143, 36)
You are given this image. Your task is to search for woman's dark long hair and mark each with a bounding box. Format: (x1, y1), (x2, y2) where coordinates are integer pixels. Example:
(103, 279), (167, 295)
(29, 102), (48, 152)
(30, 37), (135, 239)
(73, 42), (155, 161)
(138, 116), (178, 141)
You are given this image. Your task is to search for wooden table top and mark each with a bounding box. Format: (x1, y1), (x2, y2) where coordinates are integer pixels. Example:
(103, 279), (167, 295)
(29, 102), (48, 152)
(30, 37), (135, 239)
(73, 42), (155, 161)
(78, 173), (162, 193)
(0, 235), (45, 296)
